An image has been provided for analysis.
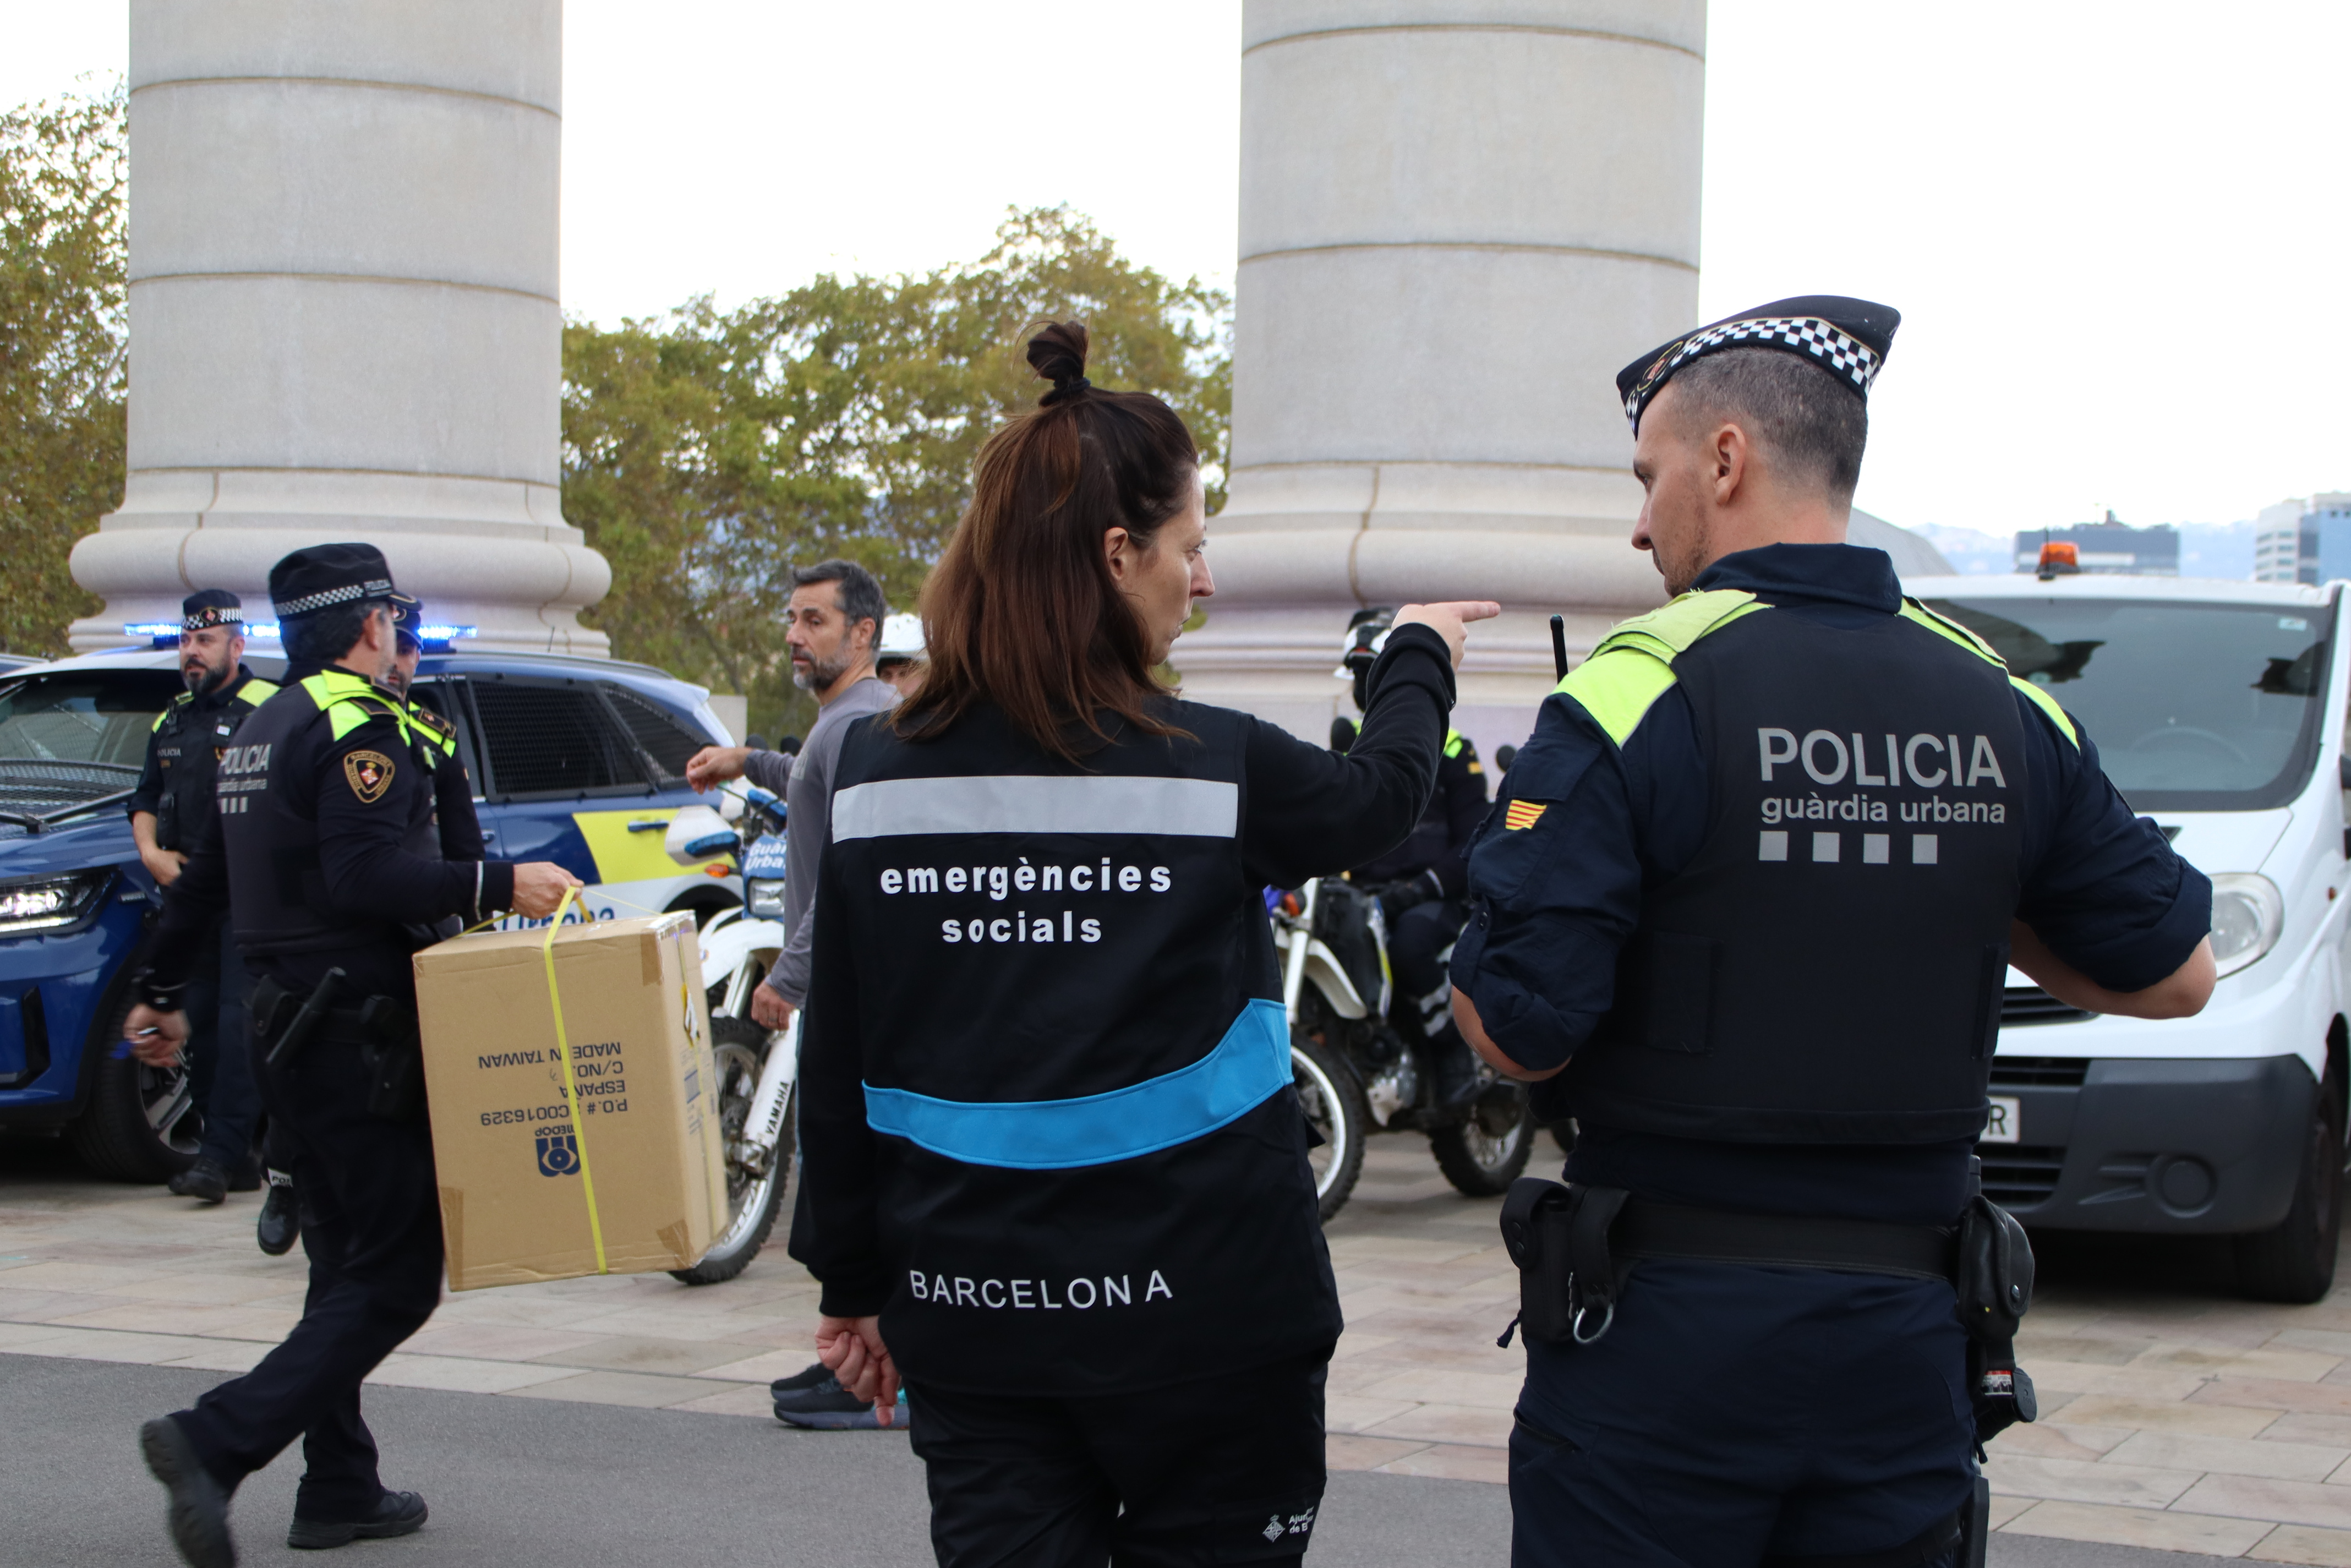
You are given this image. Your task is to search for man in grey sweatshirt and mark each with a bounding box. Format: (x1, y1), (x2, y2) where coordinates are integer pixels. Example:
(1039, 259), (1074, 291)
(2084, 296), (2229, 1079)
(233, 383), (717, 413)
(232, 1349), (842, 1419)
(686, 559), (896, 1032)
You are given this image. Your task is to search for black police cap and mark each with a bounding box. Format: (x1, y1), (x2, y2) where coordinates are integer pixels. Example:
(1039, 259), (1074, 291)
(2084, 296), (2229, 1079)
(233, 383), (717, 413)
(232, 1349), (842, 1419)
(1616, 295), (1901, 434)
(390, 592), (425, 650)
(180, 588), (243, 633)
(268, 543), (399, 621)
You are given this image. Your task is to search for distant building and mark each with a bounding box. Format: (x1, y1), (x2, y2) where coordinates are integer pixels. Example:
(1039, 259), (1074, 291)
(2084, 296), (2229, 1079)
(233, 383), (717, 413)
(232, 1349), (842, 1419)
(2013, 513), (2179, 576)
(2252, 494), (2351, 584)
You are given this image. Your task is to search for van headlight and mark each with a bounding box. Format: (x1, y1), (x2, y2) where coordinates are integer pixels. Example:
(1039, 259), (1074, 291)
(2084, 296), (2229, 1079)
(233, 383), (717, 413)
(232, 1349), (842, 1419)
(746, 878), (786, 920)
(0, 870), (108, 935)
(2209, 873), (2284, 977)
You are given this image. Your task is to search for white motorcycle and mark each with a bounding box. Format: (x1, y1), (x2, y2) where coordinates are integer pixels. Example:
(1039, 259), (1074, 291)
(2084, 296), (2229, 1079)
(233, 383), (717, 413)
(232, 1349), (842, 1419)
(663, 785), (800, 1285)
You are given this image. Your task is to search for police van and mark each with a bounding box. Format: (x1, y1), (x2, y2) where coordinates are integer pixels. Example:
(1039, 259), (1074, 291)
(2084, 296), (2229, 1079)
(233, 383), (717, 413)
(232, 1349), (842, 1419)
(0, 635), (739, 1182)
(1910, 572), (2350, 1301)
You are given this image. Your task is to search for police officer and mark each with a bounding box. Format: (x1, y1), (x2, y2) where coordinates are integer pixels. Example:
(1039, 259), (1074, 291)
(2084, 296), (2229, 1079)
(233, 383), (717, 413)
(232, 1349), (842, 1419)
(1337, 609), (1491, 1103)
(1448, 298), (2218, 1567)
(120, 545), (578, 1567)
(127, 589), (278, 1205)
(794, 321), (1497, 1565)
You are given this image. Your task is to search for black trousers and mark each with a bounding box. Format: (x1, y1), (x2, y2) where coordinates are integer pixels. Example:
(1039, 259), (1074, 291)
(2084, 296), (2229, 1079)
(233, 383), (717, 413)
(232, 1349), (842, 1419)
(909, 1349), (1331, 1568)
(182, 927), (261, 1173)
(1388, 899), (1467, 1039)
(174, 1016), (444, 1522)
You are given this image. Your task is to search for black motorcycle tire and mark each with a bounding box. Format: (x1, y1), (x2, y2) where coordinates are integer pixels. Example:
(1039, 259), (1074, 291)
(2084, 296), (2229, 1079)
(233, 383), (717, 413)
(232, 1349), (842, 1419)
(1429, 1083), (1536, 1197)
(1291, 1026), (1368, 1223)
(671, 1014), (789, 1285)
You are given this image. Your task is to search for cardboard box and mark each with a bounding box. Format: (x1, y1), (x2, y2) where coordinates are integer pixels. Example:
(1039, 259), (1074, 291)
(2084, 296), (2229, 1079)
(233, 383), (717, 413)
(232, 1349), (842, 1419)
(414, 911), (729, 1291)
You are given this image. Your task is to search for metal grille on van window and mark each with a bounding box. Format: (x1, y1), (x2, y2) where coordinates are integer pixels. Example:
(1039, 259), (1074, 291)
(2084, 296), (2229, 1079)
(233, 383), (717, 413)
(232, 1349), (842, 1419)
(2001, 985), (2093, 1027)
(470, 684), (647, 796)
(1988, 1057), (2090, 1089)
(1980, 1145), (2066, 1209)
(604, 686), (706, 783)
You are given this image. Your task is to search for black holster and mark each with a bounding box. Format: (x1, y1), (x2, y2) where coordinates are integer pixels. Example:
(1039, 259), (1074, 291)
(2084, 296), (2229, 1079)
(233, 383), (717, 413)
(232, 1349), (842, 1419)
(250, 976), (423, 1124)
(1499, 1177), (1631, 1346)
(1954, 1190), (2038, 1452)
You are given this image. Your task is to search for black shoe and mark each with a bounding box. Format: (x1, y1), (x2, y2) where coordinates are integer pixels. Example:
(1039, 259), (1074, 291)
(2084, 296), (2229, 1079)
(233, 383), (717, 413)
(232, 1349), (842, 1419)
(256, 1177), (298, 1256)
(167, 1159), (228, 1206)
(287, 1489), (427, 1550)
(772, 1369), (907, 1430)
(225, 1160), (262, 1194)
(769, 1361), (832, 1397)
(140, 1415), (236, 1568)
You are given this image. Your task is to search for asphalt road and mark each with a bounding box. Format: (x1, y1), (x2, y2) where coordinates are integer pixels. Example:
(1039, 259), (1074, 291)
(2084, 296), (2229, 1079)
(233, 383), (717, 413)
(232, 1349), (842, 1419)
(0, 1353), (2259, 1568)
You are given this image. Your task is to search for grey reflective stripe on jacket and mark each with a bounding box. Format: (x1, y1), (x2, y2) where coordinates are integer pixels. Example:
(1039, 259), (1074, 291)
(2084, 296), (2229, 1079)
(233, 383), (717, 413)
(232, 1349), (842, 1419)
(748, 676), (897, 1005)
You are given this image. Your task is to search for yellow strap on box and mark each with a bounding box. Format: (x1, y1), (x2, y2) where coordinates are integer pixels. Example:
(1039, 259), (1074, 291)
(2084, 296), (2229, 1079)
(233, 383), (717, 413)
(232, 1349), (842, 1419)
(539, 887), (609, 1275)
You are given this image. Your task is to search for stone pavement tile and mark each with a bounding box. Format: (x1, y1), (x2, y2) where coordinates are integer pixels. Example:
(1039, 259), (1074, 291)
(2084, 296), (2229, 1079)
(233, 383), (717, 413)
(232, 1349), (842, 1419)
(693, 1348), (824, 1384)
(1346, 1342), (1522, 1376)
(665, 1383), (778, 1419)
(502, 1369), (722, 1409)
(1326, 1435), (1430, 1472)
(1323, 1236), (1488, 1265)
(2027, 1361), (2217, 1402)
(427, 1293), (636, 1330)
(2178, 1476), (2351, 1532)
(1376, 1443), (1507, 1485)
(2059, 1395), (2283, 1438)
(0, 1260), (171, 1293)
(1359, 1402), (1514, 1449)
(2105, 1431), (2350, 1482)
(0, 1285), (139, 1321)
(0, 1320), (72, 1350)
(107, 1271), (307, 1307)
(400, 1323), (614, 1362)
(49, 1300), (290, 1338)
(1326, 1396), (1419, 1434)
(2278, 1332), (2351, 1359)
(529, 1334), (774, 1376)
(2019, 1335), (2158, 1367)
(2251, 1523), (2351, 1565)
(1987, 1424), (2136, 1462)
(2216, 1351), (2348, 1385)
(1995, 1500), (2271, 1558)
(1350, 1368), (1521, 1411)
(18, 1327), (221, 1365)
(2266, 1417), (2351, 1449)
(1981, 1454), (2201, 1509)
(2202, 1381), (2351, 1418)
(365, 1353), (581, 1395)
(158, 1340), (272, 1374)
(1329, 1334), (1397, 1361)
(1987, 1495), (2038, 1529)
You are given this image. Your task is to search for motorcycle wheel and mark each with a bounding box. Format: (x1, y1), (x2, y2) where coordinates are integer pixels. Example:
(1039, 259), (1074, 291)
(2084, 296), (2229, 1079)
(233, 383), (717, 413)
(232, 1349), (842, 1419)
(1292, 1026), (1368, 1223)
(1429, 1082), (1535, 1197)
(671, 1015), (790, 1285)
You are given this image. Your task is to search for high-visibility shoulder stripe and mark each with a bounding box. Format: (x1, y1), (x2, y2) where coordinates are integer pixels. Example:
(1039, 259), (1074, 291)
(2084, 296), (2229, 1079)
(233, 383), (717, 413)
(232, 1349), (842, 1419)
(236, 678), (280, 706)
(298, 671), (411, 744)
(1588, 589), (1763, 664)
(1443, 729), (1465, 758)
(2008, 678), (2080, 749)
(834, 774), (1239, 841)
(1897, 599), (2006, 668)
(1555, 647), (1680, 747)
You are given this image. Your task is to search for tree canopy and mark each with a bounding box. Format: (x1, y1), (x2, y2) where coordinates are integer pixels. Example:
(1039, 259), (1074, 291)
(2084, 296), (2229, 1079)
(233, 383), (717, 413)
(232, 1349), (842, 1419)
(0, 85), (124, 655)
(560, 206), (1232, 740)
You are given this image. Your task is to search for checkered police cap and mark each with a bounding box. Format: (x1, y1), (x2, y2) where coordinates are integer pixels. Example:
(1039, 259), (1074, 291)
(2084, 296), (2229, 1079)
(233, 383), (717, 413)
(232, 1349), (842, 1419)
(1616, 296), (1901, 434)
(180, 588), (243, 632)
(267, 543), (400, 621)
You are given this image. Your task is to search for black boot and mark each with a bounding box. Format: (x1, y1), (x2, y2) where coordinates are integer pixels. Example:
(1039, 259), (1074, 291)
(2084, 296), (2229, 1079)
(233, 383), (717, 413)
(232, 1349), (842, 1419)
(287, 1489), (427, 1549)
(167, 1158), (228, 1205)
(140, 1415), (236, 1568)
(256, 1173), (299, 1255)
(1431, 1028), (1487, 1111)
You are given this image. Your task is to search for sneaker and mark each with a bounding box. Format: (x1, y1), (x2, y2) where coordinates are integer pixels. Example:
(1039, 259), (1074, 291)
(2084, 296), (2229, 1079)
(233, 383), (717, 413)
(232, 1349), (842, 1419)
(167, 1159), (228, 1206)
(773, 1371), (910, 1430)
(256, 1176), (299, 1256)
(286, 1488), (427, 1550)
(769, 1361), (832, 1398)
(139, 1415), (236, 1568)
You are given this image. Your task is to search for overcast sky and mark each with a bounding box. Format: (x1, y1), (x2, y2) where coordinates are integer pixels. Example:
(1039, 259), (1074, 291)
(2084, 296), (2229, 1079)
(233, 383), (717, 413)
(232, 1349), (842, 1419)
(5, 2), (2343, 538)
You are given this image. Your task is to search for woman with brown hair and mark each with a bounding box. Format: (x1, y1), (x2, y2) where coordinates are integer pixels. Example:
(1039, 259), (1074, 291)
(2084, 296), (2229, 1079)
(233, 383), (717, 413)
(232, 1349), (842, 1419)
(791, 321), (1495, 1566)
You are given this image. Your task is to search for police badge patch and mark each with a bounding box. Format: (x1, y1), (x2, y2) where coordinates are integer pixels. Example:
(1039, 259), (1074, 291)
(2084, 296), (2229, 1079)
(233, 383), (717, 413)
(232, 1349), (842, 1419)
(343, 750), (395, 802)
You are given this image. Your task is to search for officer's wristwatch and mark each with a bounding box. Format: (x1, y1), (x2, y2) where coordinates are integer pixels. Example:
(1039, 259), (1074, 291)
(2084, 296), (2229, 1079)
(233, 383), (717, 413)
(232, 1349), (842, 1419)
(129, 967), (185, 1013)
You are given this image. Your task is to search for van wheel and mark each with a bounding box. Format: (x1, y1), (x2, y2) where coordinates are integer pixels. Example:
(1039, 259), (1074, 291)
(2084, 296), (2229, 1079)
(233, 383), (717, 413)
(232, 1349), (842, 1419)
(2235, 1075), (2343, 1304)
(67, 983), (201, 1183)
(672, 1015), (789, 1285)
(1430, 1083), (1535, 1196)
(1292, 1028), (1367, 1223)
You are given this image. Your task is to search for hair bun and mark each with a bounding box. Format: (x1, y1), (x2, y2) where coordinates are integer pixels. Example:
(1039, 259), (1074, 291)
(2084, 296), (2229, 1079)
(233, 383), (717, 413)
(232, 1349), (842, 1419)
(1026, 321), (1092, 406)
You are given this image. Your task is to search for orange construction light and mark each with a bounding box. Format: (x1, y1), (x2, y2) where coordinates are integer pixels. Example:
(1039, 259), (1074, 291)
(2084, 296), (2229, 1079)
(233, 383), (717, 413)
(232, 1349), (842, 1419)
(2036, 540), (2081, 580)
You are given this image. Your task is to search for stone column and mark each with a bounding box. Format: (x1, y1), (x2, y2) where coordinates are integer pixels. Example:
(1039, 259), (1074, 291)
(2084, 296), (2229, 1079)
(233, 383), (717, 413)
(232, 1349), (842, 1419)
(1178, 1), (1707, 756)
(69, 0), (609, 654)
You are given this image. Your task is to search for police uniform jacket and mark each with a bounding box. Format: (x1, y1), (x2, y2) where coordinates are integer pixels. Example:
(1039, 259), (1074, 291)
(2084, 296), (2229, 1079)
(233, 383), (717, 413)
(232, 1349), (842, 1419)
(1351, 729), (1487, 897)
(1451, 544), (2213, 1230)
(792, 626), (1458, 1396)
(146, 665), (516, 1002)
(404, 697), (486, 864)
(127, 665), (280, 853)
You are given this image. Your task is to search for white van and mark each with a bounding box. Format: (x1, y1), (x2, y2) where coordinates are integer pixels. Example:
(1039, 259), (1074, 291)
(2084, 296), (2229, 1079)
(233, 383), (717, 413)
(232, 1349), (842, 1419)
(1905, 573), (2347, 1302)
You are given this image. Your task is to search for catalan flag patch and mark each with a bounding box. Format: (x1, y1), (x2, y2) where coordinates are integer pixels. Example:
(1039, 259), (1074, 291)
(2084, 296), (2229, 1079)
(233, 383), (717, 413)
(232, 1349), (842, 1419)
(1504, 800), (1547, 831)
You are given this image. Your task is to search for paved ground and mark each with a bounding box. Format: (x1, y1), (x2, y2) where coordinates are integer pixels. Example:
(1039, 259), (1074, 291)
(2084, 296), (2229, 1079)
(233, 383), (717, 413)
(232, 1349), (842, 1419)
(8, 1128), (2351, 1564)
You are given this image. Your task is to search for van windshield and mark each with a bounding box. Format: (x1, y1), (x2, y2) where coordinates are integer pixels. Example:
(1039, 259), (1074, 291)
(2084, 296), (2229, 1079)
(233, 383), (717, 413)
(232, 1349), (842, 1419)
(0, 670), (182, 817)
(1924, 597), (2331, 812)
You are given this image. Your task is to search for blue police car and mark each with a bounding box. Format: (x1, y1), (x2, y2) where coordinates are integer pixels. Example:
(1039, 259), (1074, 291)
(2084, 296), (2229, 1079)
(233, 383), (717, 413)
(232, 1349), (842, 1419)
(0, 638), (739, 1182)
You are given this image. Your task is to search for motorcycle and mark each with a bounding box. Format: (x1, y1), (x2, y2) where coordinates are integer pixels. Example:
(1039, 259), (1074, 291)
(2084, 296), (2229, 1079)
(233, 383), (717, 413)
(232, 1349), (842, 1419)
(663, 784), (800, 1285)
(1273, 877), (1535, 1220)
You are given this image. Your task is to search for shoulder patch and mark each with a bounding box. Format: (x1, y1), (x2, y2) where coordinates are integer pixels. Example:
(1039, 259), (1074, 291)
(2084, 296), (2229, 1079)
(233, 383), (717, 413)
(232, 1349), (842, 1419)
(1503, 800), (1546, 831)
(343, 749), (396, 802)
(411, 704), (456, 741)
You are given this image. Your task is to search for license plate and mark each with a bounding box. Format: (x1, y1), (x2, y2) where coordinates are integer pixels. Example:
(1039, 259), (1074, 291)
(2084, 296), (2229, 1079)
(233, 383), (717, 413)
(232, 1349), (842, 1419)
(1981, 1096), (2021, 1145)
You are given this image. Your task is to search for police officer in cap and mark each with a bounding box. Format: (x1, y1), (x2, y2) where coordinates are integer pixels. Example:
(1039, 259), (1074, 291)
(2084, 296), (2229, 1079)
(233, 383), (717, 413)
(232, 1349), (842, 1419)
(121, 544), (578, 1567)
(128, 589), (279, 1204)
(1449, 298), (2218, 1566)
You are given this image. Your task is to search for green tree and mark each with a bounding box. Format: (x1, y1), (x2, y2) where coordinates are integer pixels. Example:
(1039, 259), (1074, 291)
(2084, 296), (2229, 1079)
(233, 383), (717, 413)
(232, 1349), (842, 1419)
(0, 84), (126, 655)
(561, 206), (1231, 741)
